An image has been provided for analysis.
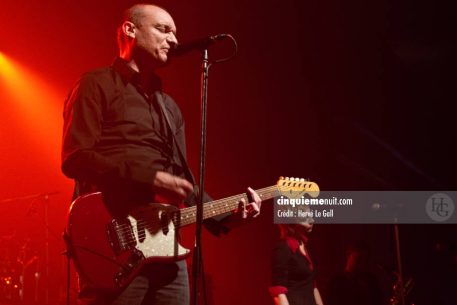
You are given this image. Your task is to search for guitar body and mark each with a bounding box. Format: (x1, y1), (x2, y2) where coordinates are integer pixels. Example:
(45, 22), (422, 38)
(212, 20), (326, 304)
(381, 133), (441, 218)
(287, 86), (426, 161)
(65, 177), (319, 292)
(66, 192), (190, 292)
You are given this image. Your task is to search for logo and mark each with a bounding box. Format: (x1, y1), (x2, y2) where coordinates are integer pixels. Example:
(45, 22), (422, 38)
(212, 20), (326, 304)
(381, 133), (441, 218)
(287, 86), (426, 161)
(425, 193), (455, 222)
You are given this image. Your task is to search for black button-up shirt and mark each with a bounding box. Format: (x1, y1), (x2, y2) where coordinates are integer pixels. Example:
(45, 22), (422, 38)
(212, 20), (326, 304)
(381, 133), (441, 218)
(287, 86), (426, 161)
(62, 58), (187, 208)
(62, 58), (227, 234)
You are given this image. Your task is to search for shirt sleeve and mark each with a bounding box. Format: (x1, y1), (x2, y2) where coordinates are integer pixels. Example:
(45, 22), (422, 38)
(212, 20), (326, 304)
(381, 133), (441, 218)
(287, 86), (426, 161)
(269, 241), (290, 297)
(61, 73), (157, 191)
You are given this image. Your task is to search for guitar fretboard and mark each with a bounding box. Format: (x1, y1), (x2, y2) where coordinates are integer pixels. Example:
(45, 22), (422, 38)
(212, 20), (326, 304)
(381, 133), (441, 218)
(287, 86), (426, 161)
(177, 185), (280, 226)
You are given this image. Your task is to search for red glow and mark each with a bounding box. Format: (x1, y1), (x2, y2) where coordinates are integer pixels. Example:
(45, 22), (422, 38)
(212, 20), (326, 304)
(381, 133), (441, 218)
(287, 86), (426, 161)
(0, 52), (62, 165)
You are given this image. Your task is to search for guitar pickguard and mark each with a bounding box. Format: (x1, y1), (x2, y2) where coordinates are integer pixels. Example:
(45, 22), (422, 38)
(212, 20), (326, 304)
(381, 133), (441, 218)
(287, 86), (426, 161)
(127, 203), (190, 259)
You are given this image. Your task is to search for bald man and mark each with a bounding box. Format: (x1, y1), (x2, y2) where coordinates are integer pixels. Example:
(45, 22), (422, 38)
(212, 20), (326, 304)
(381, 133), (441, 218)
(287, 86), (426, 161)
(62, 4), (261, 305)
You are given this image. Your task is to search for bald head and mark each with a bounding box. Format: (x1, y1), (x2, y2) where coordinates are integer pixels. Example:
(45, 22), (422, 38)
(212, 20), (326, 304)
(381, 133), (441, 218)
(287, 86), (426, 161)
(124, 4), (168, 26)
(117, 4), (172, 49)
(117, 4), (178, 69)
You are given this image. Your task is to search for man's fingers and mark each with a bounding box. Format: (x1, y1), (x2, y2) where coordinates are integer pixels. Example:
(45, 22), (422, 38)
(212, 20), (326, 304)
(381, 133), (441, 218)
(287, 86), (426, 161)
(173, 177), (193, 198)
(247, 187), (261, 217)
(153, 171), (193, 204)
(176, 177), (193, 194)
(240, 198), (248, 219)
(248, 187), (261, 203)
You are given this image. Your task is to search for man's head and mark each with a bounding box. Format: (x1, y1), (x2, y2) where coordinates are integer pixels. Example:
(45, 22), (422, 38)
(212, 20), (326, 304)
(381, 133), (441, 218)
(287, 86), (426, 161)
(117, 4), (178, 69)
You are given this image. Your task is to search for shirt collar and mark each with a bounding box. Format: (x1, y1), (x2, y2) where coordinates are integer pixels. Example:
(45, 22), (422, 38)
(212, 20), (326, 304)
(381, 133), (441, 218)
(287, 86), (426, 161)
(112, 57), (162, 92)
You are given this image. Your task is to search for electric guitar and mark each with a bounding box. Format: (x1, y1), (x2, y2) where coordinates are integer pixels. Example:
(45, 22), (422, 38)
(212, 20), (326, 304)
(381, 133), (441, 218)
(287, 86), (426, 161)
(65, 177), (319, 291)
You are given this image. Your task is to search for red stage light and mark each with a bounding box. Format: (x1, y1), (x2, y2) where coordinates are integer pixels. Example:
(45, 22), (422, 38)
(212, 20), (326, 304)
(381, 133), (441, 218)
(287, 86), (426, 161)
(0, 52), (62, 165)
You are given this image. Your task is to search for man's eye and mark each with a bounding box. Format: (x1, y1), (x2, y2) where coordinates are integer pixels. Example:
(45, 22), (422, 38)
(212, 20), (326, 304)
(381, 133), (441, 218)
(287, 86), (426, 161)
(154, 25), (165, 32)
(154, 25), (174, 34)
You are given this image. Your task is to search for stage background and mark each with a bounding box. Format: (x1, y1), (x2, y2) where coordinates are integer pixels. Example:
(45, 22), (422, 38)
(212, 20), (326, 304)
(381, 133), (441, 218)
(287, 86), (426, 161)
(0, 1), (455, 304)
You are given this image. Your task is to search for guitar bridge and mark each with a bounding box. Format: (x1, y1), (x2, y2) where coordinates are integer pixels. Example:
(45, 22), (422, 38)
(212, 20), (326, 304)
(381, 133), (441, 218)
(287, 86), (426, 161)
(114, 249), (144, 287)
(106, 218), (136, 254)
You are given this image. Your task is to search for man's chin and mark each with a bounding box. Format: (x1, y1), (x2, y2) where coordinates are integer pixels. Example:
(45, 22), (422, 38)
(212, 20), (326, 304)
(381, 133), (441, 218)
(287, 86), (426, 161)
(134, 49), (169, 68)
(160, 55), (169, 64)
(151, 52), (170, 66)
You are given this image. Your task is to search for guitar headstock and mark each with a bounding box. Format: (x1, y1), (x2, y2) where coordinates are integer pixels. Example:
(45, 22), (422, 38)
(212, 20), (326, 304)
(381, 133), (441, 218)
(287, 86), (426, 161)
(277, 177), (320, 198)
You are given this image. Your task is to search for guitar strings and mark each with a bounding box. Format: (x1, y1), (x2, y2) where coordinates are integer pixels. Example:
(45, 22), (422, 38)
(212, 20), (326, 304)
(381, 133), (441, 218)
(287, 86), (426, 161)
(114, 186), (281, 238)
(115, 183), (318, 240)
(111, 187), (280, 240)
(113, 197), (244, 236)
(117, 181), (304, 235)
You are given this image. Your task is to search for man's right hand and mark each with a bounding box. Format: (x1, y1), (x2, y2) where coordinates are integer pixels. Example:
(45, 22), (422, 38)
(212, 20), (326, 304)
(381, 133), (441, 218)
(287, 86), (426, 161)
(152, 171), (193, 205)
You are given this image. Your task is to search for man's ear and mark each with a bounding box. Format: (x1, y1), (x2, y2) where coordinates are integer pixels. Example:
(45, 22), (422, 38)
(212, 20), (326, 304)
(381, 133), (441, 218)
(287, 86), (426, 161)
(123, 21), (136, 39)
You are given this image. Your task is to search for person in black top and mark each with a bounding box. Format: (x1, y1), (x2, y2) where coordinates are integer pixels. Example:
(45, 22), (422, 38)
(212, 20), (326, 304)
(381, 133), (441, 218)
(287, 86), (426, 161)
(62, 3), (261, 305)
(270, 220), (324, 305)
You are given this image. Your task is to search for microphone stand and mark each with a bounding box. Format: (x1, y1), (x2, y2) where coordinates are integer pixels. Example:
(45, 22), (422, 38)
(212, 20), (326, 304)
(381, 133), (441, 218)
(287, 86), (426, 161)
(43, 194), (50, 305)
(28, 193), (56, 305)
(190, 35), (238, 305)
(393, 223), (406, 305)
(192, 48), (209, 305)
(0, 191), (58, 305)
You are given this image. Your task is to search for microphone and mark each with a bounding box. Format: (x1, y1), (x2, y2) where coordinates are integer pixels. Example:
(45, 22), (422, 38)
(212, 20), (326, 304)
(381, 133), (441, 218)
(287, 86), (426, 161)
(169, 34), (228, 56)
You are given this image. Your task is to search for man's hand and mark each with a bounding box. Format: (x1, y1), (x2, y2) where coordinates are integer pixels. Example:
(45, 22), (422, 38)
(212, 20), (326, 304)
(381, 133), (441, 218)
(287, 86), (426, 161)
(152, 171), (193, 205)
(239, 187), (262, 219)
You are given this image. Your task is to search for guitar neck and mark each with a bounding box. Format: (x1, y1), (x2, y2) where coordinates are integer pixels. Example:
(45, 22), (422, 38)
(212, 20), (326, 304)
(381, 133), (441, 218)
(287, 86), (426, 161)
(178, 185), (280, 226)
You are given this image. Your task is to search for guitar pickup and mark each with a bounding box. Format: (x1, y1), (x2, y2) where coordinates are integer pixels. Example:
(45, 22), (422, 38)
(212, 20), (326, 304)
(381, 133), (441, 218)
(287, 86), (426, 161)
(106, 218), (136, 255)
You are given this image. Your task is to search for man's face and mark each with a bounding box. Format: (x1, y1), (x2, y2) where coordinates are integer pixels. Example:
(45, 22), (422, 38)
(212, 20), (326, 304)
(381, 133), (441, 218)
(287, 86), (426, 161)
(132, 6), (178, 65)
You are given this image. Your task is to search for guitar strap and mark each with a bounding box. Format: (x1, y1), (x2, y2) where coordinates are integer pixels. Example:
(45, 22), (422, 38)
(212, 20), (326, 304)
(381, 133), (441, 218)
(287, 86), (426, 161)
(153, 91), (197, 187)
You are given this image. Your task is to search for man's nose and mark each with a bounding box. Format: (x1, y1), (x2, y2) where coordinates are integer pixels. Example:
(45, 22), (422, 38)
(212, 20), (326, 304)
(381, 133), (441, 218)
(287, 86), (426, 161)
(167, 32), (178, 47)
